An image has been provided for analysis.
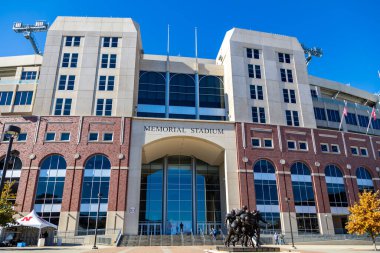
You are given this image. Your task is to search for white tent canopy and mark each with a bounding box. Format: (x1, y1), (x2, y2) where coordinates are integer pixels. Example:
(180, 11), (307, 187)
(16, 210), (57, 229)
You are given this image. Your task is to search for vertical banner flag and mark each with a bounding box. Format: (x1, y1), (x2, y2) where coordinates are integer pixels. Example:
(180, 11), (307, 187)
(339, 101), (348, 131)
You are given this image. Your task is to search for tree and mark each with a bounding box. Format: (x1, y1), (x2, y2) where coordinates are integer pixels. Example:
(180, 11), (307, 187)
(346, 190), (380, 251)
(0, 181), (18, 227)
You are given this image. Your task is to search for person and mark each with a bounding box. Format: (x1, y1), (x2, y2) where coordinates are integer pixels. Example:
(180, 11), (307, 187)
(280, 233), (285, 245)
(43, 231), (48, 239)
(273, 232), (279, 245)
(210, 227), (216, 240)
(179, 222), (184, 233)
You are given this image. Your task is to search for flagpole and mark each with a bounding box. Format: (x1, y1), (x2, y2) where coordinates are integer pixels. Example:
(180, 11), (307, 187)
(366, 107), (376, 135)
(338, 100), (347, 131)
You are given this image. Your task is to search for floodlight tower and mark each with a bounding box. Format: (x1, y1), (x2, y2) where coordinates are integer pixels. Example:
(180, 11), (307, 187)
(12, 21), (49, 55)
(301, 44), (323, 66)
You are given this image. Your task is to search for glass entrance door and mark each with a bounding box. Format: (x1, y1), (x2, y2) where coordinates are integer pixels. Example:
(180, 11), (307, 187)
(166, 156), (193, 234)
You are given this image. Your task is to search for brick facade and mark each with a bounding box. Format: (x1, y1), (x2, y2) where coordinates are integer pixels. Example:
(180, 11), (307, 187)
(0, 116), (131, 214)
(236, 122), (380, 217)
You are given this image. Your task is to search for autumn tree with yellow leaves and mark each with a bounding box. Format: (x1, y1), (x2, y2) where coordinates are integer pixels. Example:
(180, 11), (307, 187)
(0, 181), (18, 227)
(346, 190), (380, 251)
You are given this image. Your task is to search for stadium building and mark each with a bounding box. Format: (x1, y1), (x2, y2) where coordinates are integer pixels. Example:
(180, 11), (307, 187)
(0, 16), (379, 240)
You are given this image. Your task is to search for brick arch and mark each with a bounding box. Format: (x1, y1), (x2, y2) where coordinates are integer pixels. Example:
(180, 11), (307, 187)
(354, 165), (376, 179)
(252, 158), (278, 172)
(81, 153), (112, 168)
(37, 153), (67, 168)
(289, 160), (312, 175)
(324, 164), (344, 177)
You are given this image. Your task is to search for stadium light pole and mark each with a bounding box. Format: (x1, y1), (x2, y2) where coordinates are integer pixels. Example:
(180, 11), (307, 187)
(0, 125), (21, 194)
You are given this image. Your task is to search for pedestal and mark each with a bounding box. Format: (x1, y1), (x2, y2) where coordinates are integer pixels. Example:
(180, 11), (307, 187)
(215, 246), (281, 252)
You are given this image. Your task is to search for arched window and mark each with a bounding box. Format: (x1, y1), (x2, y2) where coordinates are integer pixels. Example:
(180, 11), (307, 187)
(356, 167), (374, 192)
(35, 155), (67, 225)
(170, 74), (195, 107)
(291, 162), (319, 234)
(199, 75), (225, 109)
(0, 155), (22, 203)
(253, 159), (281, 232)
(138, 71), (166, 106)
(325, 165), (348, 207)
(78, 155), (111, 235)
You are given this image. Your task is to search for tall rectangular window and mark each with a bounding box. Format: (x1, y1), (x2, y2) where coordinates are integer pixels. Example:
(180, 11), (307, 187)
(248, 64), (261, 79)
(65, 36), (81, 47)
(252, 107), (265, 123)
(326, 109), (340, 122)
(0, 92), (13, 106)
(280, 68), (293, 82)
(58, 75), (75, 90)
(96, 99), (112, 116)
(250, 85), (263, 100)
(286, 110), (300, 126)
(314, 107), (327, 121)
(345, 113), (358, 125)
(247, 48), (259, 59)
(61, 53), (78, 68)
(98, 76), (115, 91)
(101, 54), (117, 68)
(103, 37), (119, 48)
(14, 91), (33, 105)
(54, 98), (72, 116)
(278, 53), (291, 63)
(283, 89), (296, 103)
(21, 71), (37, 80)
(283, 89), (289, 103)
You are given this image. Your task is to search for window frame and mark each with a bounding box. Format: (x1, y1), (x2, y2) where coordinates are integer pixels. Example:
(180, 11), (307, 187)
(350, 146), (359, 156)
(331, 144), (340, 154)
(88, 132), (99, 142)
(16, 133), (27, 142)
(60, 132), (71, 142)
(45, 132), (56, 142)
(251, 138), (261, 148)
(320, 143), (329, 153)
(298, 141), (308, 151)
(287, 140), (297, 150)
(102, 132), (114, 142)
(360, 147), (368, 157)
(263, 138), (274, 148)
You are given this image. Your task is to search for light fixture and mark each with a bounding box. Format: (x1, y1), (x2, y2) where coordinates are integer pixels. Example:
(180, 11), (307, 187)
(315, 162), (320, 167)
(5, 125), (21, 138)
(242, 156), (248, 163)
(280, 159), (286, 165)
(346, 164), (352, 170)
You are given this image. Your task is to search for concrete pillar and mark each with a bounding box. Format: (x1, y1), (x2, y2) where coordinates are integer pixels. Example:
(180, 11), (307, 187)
(317, 213), (335, 235)
(280, 212), (298, 236)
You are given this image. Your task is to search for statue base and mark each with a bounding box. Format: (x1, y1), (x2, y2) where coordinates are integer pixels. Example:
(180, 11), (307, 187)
(215, 246), (281, 252)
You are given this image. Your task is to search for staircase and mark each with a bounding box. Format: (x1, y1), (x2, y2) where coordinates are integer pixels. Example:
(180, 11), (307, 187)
(118, 233), (225, 247)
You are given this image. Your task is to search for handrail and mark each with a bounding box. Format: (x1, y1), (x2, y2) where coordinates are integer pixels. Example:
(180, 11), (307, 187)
(115, 230), (122, 246)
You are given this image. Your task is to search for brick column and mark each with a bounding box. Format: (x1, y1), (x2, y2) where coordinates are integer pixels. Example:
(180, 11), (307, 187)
(312, 170), (334, 235)
(344, 175), (357, 206)
(312, 174), (330, 214)
(276, 168), (298, 235)
(15, 167), (39, 213)
(107, 167), (128, 233)
(58, 167), (83, 234)
(238, 170), (256, 211)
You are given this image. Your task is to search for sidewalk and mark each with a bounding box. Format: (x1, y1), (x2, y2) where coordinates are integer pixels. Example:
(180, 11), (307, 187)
(0, 244), (378, 253)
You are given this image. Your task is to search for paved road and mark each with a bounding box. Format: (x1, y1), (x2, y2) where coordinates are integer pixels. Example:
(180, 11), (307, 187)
(0, 244), (378, 253)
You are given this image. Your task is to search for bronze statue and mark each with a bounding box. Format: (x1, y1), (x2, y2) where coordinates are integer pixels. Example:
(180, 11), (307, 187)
(224, 206), (269, 248)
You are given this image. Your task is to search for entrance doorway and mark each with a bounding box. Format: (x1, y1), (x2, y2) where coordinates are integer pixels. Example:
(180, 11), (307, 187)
(139, 155), (222, 235)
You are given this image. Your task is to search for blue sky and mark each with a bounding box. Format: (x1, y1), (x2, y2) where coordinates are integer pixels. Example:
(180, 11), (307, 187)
(1, 0), (379, 93)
